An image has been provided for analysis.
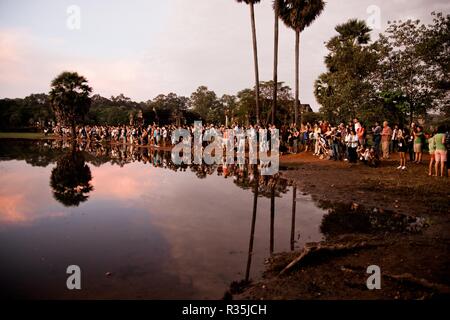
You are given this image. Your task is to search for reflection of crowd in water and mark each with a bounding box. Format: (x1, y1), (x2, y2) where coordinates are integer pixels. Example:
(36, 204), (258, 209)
(48, 139), (289, 198)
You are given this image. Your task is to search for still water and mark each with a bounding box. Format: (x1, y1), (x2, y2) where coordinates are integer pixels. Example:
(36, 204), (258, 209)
(0, 139), (325, 299)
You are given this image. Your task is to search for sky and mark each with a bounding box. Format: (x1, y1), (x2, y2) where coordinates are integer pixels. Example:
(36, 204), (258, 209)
(0, 0), (448, 111)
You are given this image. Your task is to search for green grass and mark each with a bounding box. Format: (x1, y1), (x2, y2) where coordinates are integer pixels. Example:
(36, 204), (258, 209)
(0, 132), (55, 139)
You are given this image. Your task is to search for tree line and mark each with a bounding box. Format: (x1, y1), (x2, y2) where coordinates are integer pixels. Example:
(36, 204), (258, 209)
(0, 81), (315, 131)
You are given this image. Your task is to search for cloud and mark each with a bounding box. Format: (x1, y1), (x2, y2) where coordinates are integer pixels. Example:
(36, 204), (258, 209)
(0, 28), (151, 100)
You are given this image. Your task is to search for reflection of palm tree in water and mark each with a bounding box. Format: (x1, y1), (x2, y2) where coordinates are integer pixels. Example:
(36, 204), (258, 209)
(270, 184), (275, 254)
(50, 144), (93, 207)
(245, 164), (259, 282)
(245, 173), (297, 281)
(291, 185), (297, 251)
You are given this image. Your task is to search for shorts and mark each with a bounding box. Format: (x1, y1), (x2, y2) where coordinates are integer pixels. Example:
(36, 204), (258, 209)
(435, 149), (447, 162)
(413, 143), (422, 153)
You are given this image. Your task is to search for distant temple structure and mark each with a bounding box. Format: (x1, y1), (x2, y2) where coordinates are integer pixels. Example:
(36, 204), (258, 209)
(300, 104), (313, 113)
(129, 112), (134, 126)
(136, 110), (144, 127)
(129, 110), (144, 127)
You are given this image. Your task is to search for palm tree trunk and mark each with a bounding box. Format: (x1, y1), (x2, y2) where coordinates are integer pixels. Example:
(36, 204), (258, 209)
(272, 0), (279, 125)
(270, 186), (275, 255)
(294, 30), (300, 127)
(249, 2), (260, 125)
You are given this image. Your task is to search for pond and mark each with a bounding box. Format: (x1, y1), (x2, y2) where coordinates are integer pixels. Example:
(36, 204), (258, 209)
(0, 139), (326, 299)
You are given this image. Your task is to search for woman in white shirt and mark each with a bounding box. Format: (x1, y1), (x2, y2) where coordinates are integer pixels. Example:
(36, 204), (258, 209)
(313, 124), (321, 156)
(346, 129), (359, 163)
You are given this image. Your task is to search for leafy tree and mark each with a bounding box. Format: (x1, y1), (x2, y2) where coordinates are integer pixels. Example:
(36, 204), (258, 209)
(236, 0), (261, 125)
(0, 94), (53, 130)
(49, 72), (92, 137)
(315, 19), (379, 124)
(220, 94), (238, 126)
(374, 18), (437, 123)
(279, 0), (325, 125)
(87, 95), (129, 125)
(22, 93), (52, 126)
(236, 88), (256, 125)
(149, 93), (189, 125)
(416, 12), (450, 115)
(378, 91), (410, 127)
(189, 86), (222, 123)
(259, 81), (293, 125)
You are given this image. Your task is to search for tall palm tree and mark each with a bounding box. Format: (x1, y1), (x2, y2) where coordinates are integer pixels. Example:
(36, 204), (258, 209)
(279, 0), (325, 126)
(271, 0), (280, 125)
(49, 71), (92, 138)
(236, 0), (261, 125)
(335, 18), (371, 45)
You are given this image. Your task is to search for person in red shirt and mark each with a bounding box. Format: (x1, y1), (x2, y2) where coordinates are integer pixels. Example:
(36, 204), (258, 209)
(357, 125), (365, 146)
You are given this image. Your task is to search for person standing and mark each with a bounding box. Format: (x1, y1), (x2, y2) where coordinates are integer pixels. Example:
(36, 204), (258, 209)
(396, 129), (407, 170)
(354, 118), (361, 134)
(313, 124), (321, 156)
(162, 126), (168, 147)
(445, 126), (450, 177)
(357, 124), (366, 146)
(372, 122), (382, 155)
(292, 129), (300, 154)
(302, 125), (309, 152)
(408, 123), (416, 162)
(346, 129), (359, 163)
(390, 125), (398, 154)
(331, 128), (341, 161)
(428, 131), (436, 176)
(413, 126), (424, 164)
(381, 121), (392, 159)
(434, 125), (447, 177)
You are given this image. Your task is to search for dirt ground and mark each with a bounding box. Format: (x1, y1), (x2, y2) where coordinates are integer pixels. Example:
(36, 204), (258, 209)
(229, 153), (450, 300)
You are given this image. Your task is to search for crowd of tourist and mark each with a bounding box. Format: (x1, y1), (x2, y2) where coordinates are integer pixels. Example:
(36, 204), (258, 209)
(281, 119), (449, 176)
(51, 118), (449, 177)
(52, 123), (279, 152)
